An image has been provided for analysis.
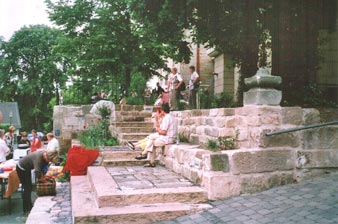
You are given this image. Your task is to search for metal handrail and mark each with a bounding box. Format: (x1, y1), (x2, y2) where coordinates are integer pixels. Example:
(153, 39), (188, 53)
(265, 120), (338, 136)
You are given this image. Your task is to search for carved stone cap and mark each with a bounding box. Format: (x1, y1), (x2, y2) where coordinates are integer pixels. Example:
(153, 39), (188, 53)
(245, 67), (282, 89)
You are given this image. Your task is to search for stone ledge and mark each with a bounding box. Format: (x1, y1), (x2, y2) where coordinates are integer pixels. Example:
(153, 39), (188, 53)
(71, 176), (212, 224)
(87, 166), (207, 208)
(229, 149), (296, 175)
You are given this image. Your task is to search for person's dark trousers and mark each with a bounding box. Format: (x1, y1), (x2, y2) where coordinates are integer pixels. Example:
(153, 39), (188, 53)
(16, 165), (33, 213)
(189, 89), (197, 109)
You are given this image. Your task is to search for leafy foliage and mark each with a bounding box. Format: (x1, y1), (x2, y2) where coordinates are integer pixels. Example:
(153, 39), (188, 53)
(218, 130), (240, 150)
(200, 90), (239, 109)
(79, 125), (119, 149)
(178, 132), (189, 143)
(0, 25), (69, 130)
(45, 0), (167, 99)
(206, 139), (218, 152)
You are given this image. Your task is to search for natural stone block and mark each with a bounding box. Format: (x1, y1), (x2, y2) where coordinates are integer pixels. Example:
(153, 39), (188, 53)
(303, 108), (320, 125)
(259, 114), (280, 125)
(235, 105), (281, 116)
(231, 149), (295, 174)
(226, 117), (246, 127)
(218, 108), (236, 116)
(205, 127), (219, 137)
(303, 126), (338, 149)
(202, 172), (240, 200)
(134, 105), (144, 111)
(195, 126), (205, 135)
(296, 149), (338, 168)
(215, 117), (227, 128)
(121, 105), (133, 111)
(191, 110), (202, 116)
(244, 88), (282, 106)
(259, 130), (300, 148)
(281, 107), (303, 125)
(205, 118), (214, 126)
(219, 128), (236, 137)
(240, 172), (294, 194)
(209, 109), (220, 117)
(190, 134), (200, 145)
(246, 116), (260, 126)
(209, 153), (229, 172)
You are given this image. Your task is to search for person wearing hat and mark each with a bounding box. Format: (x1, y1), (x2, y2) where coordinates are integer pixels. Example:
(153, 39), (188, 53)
(4, 126), (15, 159)
(16, 150), (59, 213)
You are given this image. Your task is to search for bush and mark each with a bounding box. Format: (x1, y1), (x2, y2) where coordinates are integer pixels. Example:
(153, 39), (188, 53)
(0, 123), (11, 131)
(178, 132), (189, 143)
(218, 130), (239, 150)
(79, 125), (119, 149)
(206, 139), (218, 151)
(200, 90), (239, 109)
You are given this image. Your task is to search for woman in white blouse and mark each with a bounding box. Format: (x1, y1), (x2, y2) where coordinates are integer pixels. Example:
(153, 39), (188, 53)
(0, 129), (10, 163)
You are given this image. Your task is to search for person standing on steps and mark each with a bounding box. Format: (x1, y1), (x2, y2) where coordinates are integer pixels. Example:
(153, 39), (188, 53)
(188, 65), (200, 109)
(144, 104), (178, 167)
(168, 67), (183, 111)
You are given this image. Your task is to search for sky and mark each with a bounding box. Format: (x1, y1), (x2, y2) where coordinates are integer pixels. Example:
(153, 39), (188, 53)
(0, 0), (52, 40)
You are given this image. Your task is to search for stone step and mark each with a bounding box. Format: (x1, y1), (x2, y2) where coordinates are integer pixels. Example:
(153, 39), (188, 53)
(119, 133), (150, 141)
(117, 126), (154, 133)
(112, 122), (154, 128)
(100, 147), (142, 160)
(102, 158), (153, 166)
(88, 166), (208, 208)
(72, 176), (211, 224)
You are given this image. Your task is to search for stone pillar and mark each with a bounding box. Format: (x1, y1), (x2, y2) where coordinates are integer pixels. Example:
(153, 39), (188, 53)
(243, 68), (282, 106)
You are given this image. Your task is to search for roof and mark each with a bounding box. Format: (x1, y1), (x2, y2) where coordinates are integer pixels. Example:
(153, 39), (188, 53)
(0, 102), (22, 129)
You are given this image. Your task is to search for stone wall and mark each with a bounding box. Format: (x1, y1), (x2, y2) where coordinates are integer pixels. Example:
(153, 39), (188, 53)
(53, 104), (149, 150)
(159, 105), (338, 200)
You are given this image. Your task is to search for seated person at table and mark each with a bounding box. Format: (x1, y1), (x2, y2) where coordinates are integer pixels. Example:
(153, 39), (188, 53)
(16, 150), (59, 213)
(143, 104), (178, 167)
(46, 133), (60, 152)
(18, 132), (31, 146)
(0, 129), (10, 163)
(30, 129), (42, 152)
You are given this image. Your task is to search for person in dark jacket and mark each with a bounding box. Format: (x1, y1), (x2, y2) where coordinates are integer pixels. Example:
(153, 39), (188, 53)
(16, 150), (59, 213)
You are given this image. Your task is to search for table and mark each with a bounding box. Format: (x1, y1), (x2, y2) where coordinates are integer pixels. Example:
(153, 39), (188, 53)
(0, 169), (20, 214)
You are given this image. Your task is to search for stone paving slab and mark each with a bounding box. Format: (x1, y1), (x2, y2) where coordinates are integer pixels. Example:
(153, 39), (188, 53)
(155, 173), (338, 224)
(106, 166), (194, 190)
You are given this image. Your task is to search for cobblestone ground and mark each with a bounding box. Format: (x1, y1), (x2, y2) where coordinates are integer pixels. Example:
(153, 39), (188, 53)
(50, 182), (72, 224)
(156, 173), (338, 224)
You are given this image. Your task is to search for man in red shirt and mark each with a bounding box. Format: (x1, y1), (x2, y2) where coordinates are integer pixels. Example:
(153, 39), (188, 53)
(30, 129), (41, 152)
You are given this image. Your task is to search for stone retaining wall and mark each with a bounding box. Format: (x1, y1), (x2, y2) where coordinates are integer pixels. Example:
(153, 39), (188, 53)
(160, 105), (338, 200)
(53, 104), (149, 150)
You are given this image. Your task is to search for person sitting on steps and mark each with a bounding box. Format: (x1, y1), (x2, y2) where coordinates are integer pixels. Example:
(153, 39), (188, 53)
(127, 107), (165, 160)
(143, 103), (178, 168)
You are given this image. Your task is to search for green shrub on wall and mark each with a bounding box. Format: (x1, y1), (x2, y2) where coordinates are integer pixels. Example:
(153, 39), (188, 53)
(78, 125), (119, 149)
(200, 91), (239, 109)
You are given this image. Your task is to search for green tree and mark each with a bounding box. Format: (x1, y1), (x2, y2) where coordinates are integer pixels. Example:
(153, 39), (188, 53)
(0, 25), (69, 130)
(45, 0), (167, 99)
(130, 0), (337, 106)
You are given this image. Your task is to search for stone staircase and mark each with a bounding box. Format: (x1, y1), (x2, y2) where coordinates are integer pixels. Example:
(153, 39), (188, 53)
(71, 147), (211, 224)
(111, 105), (154, 143)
